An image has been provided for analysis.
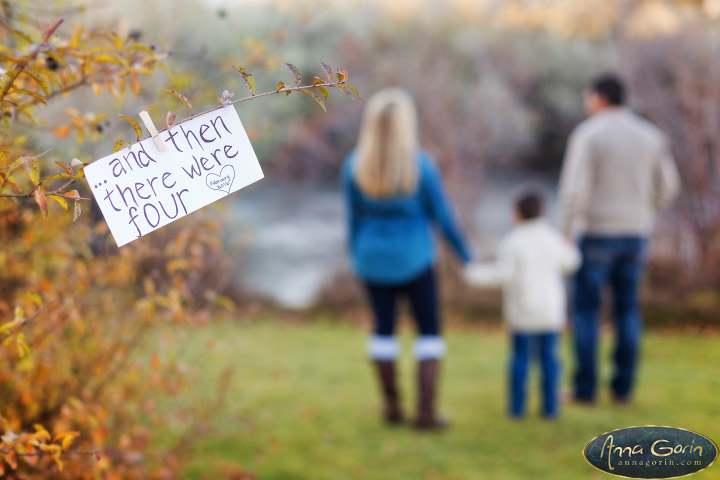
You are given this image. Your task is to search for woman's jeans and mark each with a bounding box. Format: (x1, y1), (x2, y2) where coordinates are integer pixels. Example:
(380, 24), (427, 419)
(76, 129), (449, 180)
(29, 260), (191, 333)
(509, 333), (559, 417)
(365, 267), (446, 361)
(573, 236), (647, 401)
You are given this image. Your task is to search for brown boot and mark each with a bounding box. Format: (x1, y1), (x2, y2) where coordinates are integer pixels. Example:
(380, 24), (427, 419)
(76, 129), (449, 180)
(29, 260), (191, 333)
(373, 360), (404, 424)
(414, 359), (449, 430)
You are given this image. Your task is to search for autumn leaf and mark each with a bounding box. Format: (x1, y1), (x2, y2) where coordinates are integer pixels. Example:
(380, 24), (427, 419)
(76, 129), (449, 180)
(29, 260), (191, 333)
(33, 425), (51, 442)
(26, 160), (40, 186)
(7, 155), (32, 175)
(118, 114), (142, 141)
(51, 453), (63, 472)
(276, 81), (286, 92)
(114, 140), (130, 152)
(218, 90), (234, 106)
(22, 67), (49, 96)
(54, 431), (80, 450)
(55, 161), (73, 174)
(285, 63), (302, 87)
(346, 83), (363, 101)
(233, 66), (255, 95)
(34, 190), (48, 218)
(337, 84), (356, 101)
(62, 190), (81, 200)
(315, 85), (329, 101)
(72, 200), (81, 222)
(299, 88), (326, 112)
(49, 195), (68, 211)
(14, 88), (47, 104)
(162, 89), (192, 113)
(54, 125), (71, 138)
(166, 111), (176, 129)
(42, 173), (75, 182)
(336, 68), (348, 83)
(319, 61), (334, 82)
(4, 450), (17, 470)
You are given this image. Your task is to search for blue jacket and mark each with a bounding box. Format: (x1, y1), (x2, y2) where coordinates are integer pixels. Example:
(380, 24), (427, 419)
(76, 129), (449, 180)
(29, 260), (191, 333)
(342, 149), (472, 285)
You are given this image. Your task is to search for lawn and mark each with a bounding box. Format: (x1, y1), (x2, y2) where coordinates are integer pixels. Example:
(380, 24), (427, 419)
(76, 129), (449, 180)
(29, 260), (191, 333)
(157, 316), (720, 480)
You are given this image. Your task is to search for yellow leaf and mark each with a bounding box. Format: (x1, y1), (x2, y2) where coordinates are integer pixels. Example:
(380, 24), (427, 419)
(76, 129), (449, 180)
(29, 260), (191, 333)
(51, 453), (63, 472)
(114, 140), (130, 152)
(315, 85), (329, 101)
(233, 66), (255, 95)
(299, 88), (326, 112)
(13, 88), (46, 104)
(72, 201), (81, 222)
(54, 431), (80, 450)
(345, 83), (363, 101)
(94, 54), (128, 67)
(27, 160), (40, 185)
(126, 44), (154, 55)
(22, 67), (49, 96)
(48, 195), (68, 211)
(167, 258), (190, 273)
(118, 114), (143, 141)
(43, 173), (75, 182)
(162, 89), (192, 113)
(33, 424), (51, 442)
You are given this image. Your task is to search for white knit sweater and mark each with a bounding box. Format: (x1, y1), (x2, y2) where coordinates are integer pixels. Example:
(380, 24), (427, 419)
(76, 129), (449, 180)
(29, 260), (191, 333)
(464, 219), (580, 333)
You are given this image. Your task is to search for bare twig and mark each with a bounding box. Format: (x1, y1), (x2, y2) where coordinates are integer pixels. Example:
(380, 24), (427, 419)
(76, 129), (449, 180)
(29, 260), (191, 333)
(157, 80), (355, 134)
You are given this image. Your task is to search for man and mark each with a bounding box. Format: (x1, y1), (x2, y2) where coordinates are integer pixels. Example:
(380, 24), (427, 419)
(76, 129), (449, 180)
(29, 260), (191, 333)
(558, 74), (680, 404)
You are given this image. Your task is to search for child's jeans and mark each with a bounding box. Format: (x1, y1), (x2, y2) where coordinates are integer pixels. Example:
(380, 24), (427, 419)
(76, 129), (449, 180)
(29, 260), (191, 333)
(509, 332), (560, 418)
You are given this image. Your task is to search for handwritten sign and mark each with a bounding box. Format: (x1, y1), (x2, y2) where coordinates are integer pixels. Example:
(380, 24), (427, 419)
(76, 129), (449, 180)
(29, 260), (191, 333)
(84, 106), (263, 247)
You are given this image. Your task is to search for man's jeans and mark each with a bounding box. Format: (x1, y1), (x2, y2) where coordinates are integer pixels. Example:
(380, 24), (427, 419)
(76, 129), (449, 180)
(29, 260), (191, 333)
(573, 236), (647, 401)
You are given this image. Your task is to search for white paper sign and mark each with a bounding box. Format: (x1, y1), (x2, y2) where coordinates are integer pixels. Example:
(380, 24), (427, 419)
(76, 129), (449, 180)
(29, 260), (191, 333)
(84, 106), (263, 247)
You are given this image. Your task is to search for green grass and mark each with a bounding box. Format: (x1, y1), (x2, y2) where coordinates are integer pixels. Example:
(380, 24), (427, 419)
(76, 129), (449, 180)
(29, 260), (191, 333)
(157, 318), (720, 480)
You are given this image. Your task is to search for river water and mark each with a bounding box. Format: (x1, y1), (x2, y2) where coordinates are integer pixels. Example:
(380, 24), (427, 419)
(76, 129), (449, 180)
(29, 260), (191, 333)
(229, 176), (558, 308)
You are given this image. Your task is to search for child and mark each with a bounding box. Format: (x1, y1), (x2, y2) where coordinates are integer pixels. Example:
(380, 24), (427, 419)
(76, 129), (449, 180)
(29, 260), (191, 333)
(464, 190), (580, 418)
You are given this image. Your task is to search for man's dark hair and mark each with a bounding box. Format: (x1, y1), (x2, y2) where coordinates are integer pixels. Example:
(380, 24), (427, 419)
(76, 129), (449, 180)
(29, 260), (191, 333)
(515, 191), (543, 220)
(590, 74), (625, 105)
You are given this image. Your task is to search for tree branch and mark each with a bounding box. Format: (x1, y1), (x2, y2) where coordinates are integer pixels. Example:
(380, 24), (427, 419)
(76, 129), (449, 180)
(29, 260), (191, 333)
(156, 79), (356, 134)
(0, 18), (64, 103)
(0, 179), (88, 200)
(0, 447), (101, 457)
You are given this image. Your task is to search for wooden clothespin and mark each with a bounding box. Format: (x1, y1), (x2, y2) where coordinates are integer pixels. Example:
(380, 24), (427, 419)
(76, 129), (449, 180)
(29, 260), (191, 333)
(138, 110), (166, 152)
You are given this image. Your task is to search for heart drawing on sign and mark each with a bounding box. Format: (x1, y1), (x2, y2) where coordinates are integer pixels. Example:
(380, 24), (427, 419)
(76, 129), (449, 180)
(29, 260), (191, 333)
(205, 165), (235, 195)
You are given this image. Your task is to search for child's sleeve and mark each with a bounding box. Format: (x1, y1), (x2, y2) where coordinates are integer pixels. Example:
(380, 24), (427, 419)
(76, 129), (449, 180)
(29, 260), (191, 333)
(463, 241), (514, 287)
(558, 237), (581, 275)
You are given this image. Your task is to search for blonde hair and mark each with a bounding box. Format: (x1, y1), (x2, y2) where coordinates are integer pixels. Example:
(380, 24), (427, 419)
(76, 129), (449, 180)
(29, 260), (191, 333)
(355, 88), (419, 198)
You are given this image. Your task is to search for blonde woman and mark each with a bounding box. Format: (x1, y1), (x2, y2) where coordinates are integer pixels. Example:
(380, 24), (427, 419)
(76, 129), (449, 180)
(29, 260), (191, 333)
(341, 88), (471, 429)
